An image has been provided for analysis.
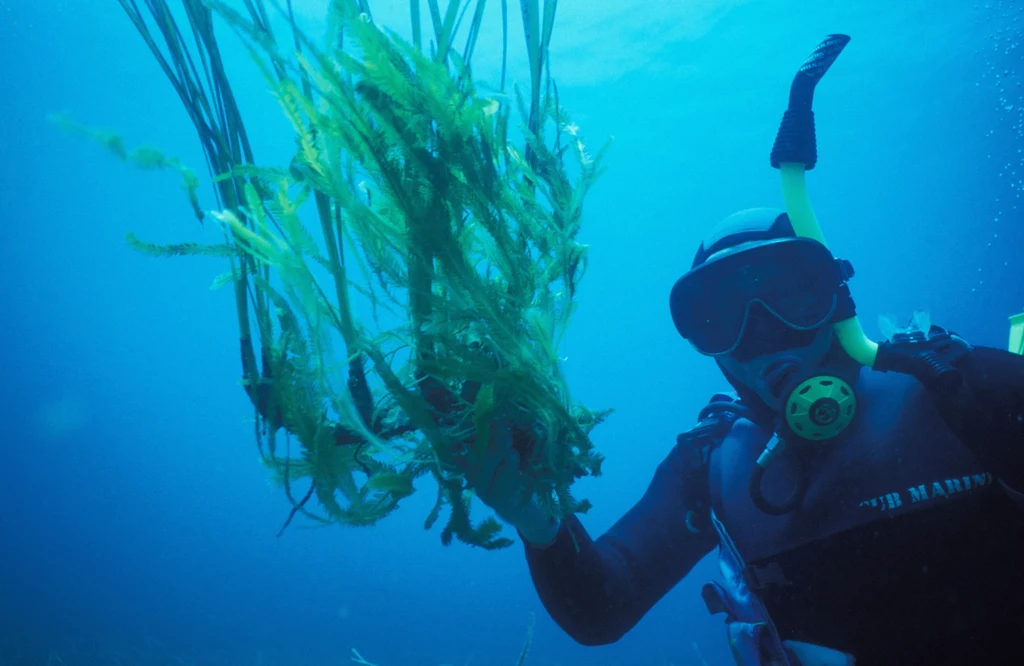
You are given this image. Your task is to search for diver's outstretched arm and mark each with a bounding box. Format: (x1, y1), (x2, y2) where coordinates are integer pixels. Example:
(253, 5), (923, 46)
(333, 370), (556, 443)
(522, 443), (718, 646)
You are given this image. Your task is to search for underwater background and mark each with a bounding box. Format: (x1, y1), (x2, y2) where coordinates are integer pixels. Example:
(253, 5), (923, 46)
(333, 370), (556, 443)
(2, 1), (1022, 664)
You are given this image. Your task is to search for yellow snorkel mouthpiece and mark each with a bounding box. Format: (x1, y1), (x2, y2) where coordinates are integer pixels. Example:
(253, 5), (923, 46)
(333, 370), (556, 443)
(770, 34), (879, 368)
(1011, 313), (1024, 355)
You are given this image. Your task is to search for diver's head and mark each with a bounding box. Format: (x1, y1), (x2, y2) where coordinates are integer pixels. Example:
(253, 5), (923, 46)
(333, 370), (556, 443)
(669, 208), (853, 411)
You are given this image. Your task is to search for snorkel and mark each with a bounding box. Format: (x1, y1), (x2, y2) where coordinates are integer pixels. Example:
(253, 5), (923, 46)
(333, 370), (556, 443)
(770, 35), (970, 386)
(769, 34), (879, 367)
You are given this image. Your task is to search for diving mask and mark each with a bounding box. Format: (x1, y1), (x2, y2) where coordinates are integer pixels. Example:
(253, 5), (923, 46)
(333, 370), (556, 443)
(669, 237), (855, 357)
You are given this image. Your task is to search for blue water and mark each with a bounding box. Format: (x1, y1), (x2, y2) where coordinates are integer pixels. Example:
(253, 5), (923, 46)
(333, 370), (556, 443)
(1, 1), (1021, 664)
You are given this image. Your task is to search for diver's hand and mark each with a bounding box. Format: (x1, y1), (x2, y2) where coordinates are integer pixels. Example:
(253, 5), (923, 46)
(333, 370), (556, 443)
(875, 324), (972, 396)
(466, 424), (561, 548)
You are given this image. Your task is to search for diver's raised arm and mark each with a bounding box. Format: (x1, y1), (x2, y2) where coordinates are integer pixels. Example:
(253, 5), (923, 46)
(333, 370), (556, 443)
(517, 443), (718, 645)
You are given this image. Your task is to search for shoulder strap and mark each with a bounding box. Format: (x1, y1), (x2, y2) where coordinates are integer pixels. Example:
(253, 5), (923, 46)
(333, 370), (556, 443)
(677, 392), (751, 534)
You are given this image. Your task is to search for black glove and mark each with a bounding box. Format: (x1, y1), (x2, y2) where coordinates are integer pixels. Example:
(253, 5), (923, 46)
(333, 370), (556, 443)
(874, 324), (972, 397)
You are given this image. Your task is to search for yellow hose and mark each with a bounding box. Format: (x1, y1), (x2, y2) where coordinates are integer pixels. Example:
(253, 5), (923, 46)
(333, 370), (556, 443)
(780, 163), (879, 367)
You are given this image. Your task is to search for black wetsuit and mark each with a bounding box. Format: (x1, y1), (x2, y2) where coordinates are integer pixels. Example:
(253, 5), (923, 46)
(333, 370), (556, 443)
(523, 346), (1024, 665)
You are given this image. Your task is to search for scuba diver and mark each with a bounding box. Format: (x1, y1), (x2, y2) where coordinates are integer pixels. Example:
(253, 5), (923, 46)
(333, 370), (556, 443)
(464, 35), (1024, 666)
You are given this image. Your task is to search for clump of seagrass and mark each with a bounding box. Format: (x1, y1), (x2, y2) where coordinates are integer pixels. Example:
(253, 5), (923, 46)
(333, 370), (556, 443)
(82, 0), (610, 548)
